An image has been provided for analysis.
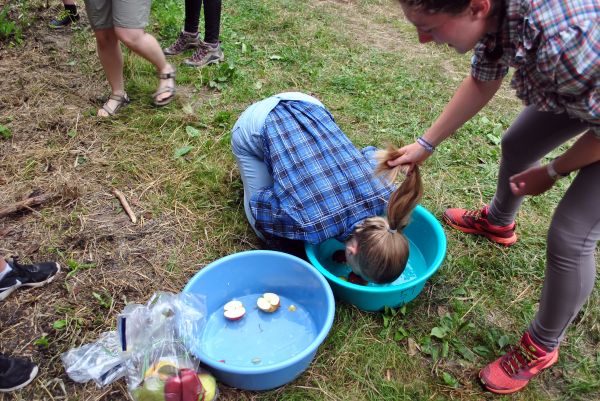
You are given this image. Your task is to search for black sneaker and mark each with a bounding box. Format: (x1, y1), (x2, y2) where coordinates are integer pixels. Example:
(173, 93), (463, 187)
(0, 257), (60, 301)
(49, 11), (80, 29)
(0, 355), (38, 392)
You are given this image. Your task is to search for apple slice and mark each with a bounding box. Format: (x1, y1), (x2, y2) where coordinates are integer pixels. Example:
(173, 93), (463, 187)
(348, 272), (368, 286)
(223, 300), (246, 320)
(257, 292), (280, 313)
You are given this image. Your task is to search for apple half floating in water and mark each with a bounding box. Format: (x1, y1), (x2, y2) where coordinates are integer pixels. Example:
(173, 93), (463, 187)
(223, 300), (246, 320)
(257, 292), (280, 313)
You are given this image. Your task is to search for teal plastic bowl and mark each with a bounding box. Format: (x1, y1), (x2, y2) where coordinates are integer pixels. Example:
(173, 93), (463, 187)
(305, 205), (446, 312)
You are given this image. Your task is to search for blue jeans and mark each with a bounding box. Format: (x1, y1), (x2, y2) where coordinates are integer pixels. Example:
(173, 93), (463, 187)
(231, 125), (271, 240)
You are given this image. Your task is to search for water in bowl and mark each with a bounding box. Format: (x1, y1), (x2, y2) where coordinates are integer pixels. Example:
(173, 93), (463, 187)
(201, 294), (318, 367)
(317, 239), (427, 286)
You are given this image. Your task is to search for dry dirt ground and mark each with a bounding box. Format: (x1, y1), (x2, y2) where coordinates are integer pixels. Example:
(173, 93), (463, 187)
(0, 3), (258, 400)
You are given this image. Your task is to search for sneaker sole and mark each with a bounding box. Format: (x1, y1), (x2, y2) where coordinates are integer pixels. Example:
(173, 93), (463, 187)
(183, 55), (225, 68)
(479, 351), (559, 394)
(22, 262), (61, 288)
(0, 365), (38, 392)
(443, 215), (517, 246)
(0, 285), (20, 301)
(163, 44), (200, 56)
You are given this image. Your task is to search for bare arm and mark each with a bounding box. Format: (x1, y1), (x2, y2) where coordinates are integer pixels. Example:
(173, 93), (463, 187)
(390, 75), (503, 167)
(509, 131), (600, 196)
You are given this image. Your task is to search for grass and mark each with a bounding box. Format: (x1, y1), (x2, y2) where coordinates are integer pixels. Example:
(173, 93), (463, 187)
(0, 0), (598, 400)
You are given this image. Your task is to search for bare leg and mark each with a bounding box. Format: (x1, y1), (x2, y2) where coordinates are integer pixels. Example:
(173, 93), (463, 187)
(94, 28), (126, 117)
(114, 27), (175, 103)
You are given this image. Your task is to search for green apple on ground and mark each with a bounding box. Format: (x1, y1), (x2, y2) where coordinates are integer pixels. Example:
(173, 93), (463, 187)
(198, 372), (218, 401)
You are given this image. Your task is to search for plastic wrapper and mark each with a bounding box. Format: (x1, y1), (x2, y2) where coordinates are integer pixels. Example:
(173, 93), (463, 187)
(119, 292), (218, 401)
(61, 331), (127, 387)
(61, 291), (217, 400)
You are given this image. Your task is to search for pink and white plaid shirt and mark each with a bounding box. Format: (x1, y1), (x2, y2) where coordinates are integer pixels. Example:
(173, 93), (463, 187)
(471, 0), (599, 136)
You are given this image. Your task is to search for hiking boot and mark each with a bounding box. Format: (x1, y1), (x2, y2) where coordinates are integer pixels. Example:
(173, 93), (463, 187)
(0, 257), (60, 301)
(183, 42), (224, 68)
(443, 205), (517, 246)
(163, 31), (201, 55)
(479, 332), (559, 394)
(49, 11), (80, 29)
(0, 355), (38, 392)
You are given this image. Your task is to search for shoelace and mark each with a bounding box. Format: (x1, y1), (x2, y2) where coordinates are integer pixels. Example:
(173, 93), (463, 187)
(9, 256), (34, 277)
(170, 34), (194, 52)
(500, 342), (539, 376)
(190, 45), (209, 62)
(463, 209), (483, 219)
(10, 255), (23, 270)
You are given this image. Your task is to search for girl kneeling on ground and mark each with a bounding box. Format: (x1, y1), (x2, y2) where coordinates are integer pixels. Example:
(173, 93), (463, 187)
(231, 92), (422, 284)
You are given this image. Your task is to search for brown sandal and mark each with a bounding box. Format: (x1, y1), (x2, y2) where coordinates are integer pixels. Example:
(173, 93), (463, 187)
(153, 70), (176, 106)
(100, 93), (130, 116)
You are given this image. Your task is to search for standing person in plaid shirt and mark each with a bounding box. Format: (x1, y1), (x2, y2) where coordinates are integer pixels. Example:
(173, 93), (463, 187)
(232, 92), (423, 285)
(393, 0), (599, 394)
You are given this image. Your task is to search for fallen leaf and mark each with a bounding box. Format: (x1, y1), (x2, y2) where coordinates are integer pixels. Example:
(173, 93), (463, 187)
(407, 337), (419, 356)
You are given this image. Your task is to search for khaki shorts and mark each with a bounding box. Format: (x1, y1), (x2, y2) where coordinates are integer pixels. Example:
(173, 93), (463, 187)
(83, 0), (151, 30)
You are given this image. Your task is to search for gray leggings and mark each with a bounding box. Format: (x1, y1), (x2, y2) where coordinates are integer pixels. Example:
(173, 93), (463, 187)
(487, 106), (599, 351)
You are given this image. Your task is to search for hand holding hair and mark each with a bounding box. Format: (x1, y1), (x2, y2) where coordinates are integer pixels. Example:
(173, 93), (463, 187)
(386, 141), (432, 171)
(349, 145), (424, 284)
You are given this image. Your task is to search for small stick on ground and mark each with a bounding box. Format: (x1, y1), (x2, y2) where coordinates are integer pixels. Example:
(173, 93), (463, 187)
(0, 194), (53, 218)
(111, 188), (137, 223)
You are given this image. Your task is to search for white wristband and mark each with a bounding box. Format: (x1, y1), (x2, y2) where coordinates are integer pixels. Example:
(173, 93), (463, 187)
(546, 160), (566, 181)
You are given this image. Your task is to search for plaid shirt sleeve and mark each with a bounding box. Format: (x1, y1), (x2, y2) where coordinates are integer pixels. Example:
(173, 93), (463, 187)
(546, 21), (600, 136)
(470, 39), (510, 82)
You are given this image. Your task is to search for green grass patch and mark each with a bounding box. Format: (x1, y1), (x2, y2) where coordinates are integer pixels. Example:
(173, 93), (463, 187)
(9, 0), (597, 399)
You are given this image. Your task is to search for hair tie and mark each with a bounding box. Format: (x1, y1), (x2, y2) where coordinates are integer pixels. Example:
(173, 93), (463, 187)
(387, 227), (397, 234)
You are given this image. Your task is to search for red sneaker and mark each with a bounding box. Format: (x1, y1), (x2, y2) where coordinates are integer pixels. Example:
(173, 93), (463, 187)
(479, 332), (559, 394)
(442, 205), (517, 246)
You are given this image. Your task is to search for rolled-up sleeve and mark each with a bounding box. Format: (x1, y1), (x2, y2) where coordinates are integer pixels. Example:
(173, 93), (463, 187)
(546, 23), (600, 137)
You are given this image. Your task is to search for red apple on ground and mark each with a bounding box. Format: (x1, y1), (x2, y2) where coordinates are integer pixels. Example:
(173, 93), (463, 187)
(179, 369), (203, 401)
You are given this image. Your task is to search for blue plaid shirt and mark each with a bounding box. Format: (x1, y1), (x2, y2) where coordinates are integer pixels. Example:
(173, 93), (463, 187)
(251, 100), (394, 244)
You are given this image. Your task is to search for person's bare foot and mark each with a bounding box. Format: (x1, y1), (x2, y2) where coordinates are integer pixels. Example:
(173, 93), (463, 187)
(154, 65), (176, 106)
(97, 93), (130, 117)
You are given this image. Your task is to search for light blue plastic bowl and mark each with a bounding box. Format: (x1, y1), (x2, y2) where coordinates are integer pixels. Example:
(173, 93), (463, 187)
(182, 250), (335, 391)
(305, 205), (446, 312)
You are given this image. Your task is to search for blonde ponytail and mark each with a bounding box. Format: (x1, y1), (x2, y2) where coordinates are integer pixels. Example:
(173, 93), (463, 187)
(349, 145), (423, 283)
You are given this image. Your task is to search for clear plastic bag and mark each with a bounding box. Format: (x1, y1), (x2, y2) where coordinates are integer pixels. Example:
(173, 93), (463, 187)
(61, 331), (127, 387)
(61, 291), (217, 400)
(119, 292), (218, 401)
